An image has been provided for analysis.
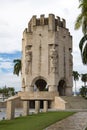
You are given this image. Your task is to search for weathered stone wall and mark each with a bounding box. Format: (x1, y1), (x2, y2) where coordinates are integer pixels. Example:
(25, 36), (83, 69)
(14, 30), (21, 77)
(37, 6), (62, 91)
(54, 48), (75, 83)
(22, 14), (73, 96)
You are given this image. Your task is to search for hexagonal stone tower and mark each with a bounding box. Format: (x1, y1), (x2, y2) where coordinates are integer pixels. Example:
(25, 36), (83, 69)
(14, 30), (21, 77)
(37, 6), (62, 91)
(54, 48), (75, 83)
(6, 14), (73, 120)
(22, 14), (73, 96)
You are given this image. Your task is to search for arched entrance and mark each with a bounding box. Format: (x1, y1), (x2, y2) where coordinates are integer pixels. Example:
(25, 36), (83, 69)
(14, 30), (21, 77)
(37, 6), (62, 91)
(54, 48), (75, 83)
(58, 80), (66, 96)
(35, 79), (47, 91)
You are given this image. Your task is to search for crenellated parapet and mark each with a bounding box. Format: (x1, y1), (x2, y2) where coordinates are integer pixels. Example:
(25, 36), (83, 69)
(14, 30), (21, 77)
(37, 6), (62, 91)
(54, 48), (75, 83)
(28, 14), (66, 32)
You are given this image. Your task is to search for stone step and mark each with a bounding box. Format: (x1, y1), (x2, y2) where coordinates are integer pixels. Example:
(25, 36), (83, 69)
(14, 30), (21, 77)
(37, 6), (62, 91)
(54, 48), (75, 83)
(60, 96), (87, 109)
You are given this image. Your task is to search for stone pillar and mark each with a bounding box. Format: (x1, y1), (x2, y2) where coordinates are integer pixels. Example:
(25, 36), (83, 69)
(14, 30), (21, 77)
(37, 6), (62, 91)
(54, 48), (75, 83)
(22, 87), (25, 92)
(49, 85), (57, 92)
(62, 18), (66, 28)
(25, 86), (34, 92)
(29, 86), (34, 92)
(48, 14), (55, 31)
(40, 14), (44, 25)
(6, 100), (15, 120)
(35, 101), (40, 114)
(23, 101), (29, 116)
(43, 101), (48, 112)
(32, 15), (36, 26)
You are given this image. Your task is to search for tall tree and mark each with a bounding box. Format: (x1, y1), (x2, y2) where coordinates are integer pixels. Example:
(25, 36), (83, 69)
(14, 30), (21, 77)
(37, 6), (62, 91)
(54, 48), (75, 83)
(81, 73), (87, 86)
(73, 71), (80, 95)
(13, 59), (21, 76)
(75, 0), (87, 65)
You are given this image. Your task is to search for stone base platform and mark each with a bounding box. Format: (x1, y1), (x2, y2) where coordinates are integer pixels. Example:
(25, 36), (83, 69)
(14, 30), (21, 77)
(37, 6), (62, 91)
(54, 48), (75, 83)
(18, 91), (59, 100)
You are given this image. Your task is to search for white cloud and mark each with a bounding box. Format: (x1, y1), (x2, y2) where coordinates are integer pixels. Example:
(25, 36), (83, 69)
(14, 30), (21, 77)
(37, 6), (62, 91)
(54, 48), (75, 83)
(0, 61), (13, 69)
(0, 72), (21, 91)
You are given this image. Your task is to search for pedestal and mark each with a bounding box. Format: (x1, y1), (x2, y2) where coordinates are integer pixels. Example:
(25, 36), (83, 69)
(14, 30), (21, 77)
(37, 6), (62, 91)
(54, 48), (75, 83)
(35, 101), (40, 114)
(23, 101), (29, 116)
(6, 100), (15, 120)
(43, 101), (48, 112)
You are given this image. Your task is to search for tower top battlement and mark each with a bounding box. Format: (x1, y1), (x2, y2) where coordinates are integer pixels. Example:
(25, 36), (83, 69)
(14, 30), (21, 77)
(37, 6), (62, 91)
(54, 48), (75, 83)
(28, 14), (66, 32)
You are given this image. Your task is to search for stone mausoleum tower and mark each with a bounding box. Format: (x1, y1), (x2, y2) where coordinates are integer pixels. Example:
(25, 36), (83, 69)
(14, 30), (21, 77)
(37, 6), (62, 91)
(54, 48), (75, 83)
(6, 14), (73, 120)
(22, 14), (73, 96)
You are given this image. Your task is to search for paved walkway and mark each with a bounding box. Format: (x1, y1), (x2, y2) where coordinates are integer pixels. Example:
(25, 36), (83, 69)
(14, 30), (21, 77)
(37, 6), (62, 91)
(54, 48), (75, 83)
(45, 112), (87, 130)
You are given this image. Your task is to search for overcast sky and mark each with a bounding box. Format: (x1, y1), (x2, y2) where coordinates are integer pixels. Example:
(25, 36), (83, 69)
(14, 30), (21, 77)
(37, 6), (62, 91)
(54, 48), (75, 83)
(0, 0), (87, 92)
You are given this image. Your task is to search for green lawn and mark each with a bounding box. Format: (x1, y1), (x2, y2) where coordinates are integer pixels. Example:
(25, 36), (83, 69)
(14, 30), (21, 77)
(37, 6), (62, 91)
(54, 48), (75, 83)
(0, 111), (75, 130)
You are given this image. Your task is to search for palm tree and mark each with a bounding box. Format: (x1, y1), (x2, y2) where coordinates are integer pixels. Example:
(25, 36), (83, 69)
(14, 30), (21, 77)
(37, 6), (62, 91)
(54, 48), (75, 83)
(80, 86), (87, 97)
(79, 35), (87, 65)
(81, 73), (87, 86)
(13, 59), (21, 76)
(75, 0), (87, 34)
(73, 71), (80, 95)
(75, 0), (87, 65)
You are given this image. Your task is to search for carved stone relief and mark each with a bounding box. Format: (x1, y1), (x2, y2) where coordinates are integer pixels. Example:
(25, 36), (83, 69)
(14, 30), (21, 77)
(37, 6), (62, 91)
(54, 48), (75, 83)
(22, 78), (25, 88)
(49, 44), (58, 73)
(25, 45), (32, 74)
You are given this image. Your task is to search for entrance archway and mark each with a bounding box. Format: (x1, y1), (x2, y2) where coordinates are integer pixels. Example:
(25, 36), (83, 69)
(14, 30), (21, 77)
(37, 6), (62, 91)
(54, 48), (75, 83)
(58, 80), (66, 96)
(35, 79), (47, 91)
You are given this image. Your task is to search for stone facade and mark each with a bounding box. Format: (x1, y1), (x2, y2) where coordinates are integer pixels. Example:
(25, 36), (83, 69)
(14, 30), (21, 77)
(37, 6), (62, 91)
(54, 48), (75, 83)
(22, 14), (73, 95)
(6, 14), (73, 120)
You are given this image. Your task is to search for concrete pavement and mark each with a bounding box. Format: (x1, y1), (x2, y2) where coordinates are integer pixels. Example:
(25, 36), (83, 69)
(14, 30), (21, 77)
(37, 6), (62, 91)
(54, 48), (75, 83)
(45, 112), (87, 130)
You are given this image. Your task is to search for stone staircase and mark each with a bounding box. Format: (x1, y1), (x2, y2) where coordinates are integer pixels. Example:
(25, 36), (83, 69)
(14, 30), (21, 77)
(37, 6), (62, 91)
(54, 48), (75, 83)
(60, 96), (87, 109)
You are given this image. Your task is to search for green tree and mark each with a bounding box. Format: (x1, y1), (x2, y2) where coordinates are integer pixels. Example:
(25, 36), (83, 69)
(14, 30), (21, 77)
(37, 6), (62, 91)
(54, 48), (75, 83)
(81, 73), (87, 86)
(75, 0), (87, 65)
(0, 86), (15, 101)
(80, 86), (87, 97)
(73, 71), (80, 95)
(13, 59), (21, 76)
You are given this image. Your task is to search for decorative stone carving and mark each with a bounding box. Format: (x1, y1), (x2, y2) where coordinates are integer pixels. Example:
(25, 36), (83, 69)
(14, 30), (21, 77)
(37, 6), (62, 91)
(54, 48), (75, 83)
(25, 45), (32, 74)
(22, 78), (25, 88)
(49, 44), (58, 73)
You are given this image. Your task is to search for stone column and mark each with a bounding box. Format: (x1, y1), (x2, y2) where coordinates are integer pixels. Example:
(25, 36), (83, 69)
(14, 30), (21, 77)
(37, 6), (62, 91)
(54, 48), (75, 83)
(35, 101), (40, 114)
(43, 101), (48, 112)
(6, 100), (15, 120)
(49, 85), (57, 92)
(23, 101), (29, 116)
(48, 14), (55, 31)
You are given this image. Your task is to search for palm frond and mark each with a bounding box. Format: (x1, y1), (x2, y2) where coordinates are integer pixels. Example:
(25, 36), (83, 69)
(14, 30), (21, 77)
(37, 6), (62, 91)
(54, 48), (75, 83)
(82, 17), (87, 34)
(75, 14), (83, 30)
(13, 59), (21, 76)
(79, 34), (87, 53)
(82, 43), (87, 64)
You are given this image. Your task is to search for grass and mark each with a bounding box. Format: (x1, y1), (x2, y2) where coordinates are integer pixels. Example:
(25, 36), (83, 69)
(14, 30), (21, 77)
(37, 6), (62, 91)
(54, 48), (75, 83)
(0, 111), (75, 130)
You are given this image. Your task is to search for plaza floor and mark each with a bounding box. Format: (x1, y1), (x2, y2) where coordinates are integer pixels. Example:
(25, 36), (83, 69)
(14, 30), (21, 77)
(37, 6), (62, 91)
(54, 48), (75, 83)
(45, 112), (87, 130)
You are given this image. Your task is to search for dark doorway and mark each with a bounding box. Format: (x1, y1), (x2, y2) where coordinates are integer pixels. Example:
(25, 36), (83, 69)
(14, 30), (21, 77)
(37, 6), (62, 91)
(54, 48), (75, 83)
(30, 100), (35, 108)
(35, 79), (47, 91)
(58, 80), (66, 96)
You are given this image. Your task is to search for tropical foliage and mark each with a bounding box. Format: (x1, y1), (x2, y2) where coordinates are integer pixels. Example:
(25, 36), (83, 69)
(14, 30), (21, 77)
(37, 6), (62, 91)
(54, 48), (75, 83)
(13, 59), (21, 76)
(75, 0), (87, 65)
(80, 86), (87, 97)
(73, 71), (80, 95)
(0, 86), (15, 100)
(79, 35), (87, 64)
(81, 73), (87, 86)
